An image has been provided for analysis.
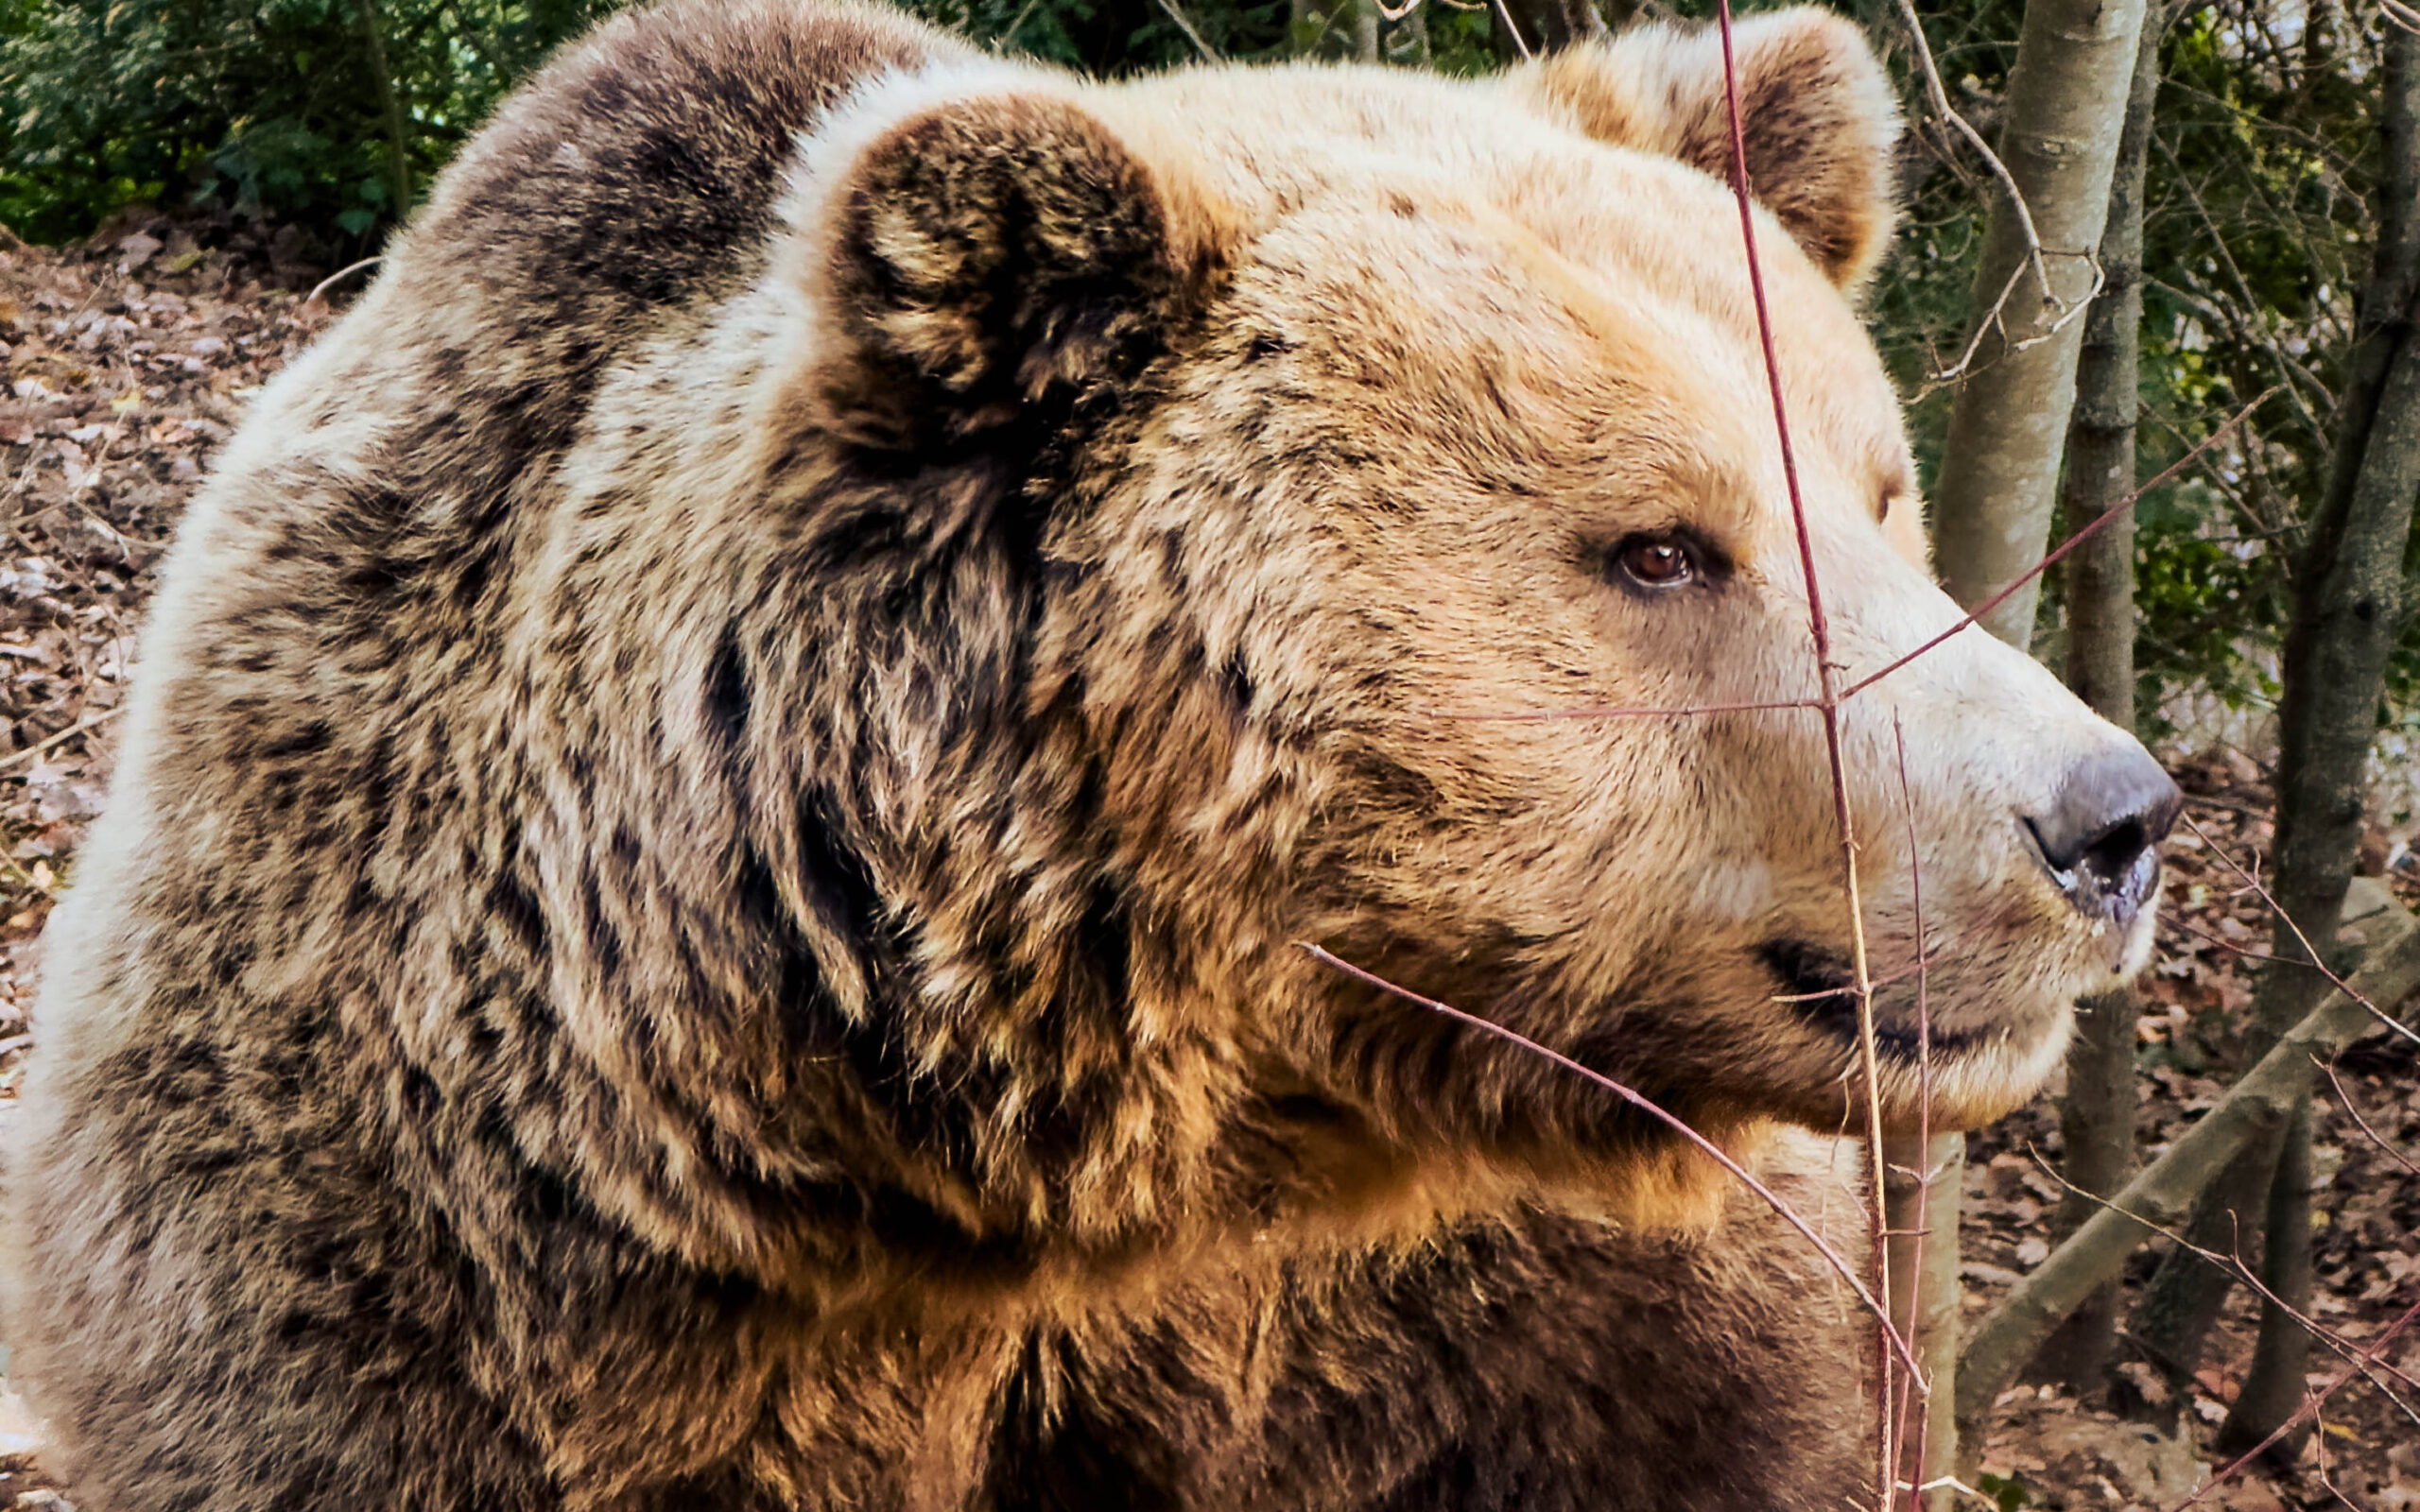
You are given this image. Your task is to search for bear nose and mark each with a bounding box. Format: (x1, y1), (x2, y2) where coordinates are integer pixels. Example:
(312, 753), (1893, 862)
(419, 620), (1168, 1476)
(2023, 746), (2184, 925)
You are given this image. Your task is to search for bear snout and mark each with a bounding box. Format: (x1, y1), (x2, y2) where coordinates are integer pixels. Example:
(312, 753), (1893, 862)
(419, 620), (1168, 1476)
(2020, 743), (2184, 928)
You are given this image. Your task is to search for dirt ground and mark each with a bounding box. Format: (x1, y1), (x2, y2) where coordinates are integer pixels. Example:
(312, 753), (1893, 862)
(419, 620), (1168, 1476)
(0, 220), (2412, 1512)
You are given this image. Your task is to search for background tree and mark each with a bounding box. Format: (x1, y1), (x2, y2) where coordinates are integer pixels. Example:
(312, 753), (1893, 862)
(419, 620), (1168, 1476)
(2217, 12), (2420, 1458)
(1894, 0), (2151, 1496)
(2034, 0), (2169, 1395)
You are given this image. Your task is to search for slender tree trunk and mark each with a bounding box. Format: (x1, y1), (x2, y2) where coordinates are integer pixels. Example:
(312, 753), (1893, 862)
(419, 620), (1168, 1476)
(1351, 0), (1379, 63)
(2224, 1099), (2316, 1453)
(1929, 0), (2152, 644)
(357, 0), (412, 221)
(2123, 1139), (2273, 1410)
(2037, 13), (2166, 1395)
(1915, 0), (2150, 1473)
(1884, 1133), (1964, 1511)
(2216, 25), (2420, 1457)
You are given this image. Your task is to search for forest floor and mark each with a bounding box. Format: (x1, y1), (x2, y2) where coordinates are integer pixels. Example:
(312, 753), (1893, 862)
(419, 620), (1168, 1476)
(0, 222), (2414, 1512)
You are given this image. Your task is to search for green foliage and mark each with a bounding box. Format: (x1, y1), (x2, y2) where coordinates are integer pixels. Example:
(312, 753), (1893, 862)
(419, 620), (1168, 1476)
(0, 0), (622, 242)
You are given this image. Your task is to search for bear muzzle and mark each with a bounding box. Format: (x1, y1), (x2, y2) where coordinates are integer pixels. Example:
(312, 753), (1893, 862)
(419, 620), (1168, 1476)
(2020, 743), (2184, 933)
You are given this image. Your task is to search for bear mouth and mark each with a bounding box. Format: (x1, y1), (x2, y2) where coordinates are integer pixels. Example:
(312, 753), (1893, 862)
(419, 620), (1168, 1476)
(1757, 938), (1984, 1059)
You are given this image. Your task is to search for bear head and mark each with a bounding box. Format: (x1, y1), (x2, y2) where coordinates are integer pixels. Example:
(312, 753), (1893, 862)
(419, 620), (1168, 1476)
(547, 6), (2177, 1261)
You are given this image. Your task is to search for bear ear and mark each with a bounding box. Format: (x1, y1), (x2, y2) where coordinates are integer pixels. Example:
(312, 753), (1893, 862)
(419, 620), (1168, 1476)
(804, 87), (1234, 451)
(1516, 8), (1902, 290)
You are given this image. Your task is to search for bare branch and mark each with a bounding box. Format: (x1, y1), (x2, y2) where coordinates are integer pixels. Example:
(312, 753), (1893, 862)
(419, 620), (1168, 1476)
(1956, 898), (2420, 1421)
(1296, 940), (1924, 1380)
(1153, 0), (1217, 61)
(2185, 812), (2420, 1049)
(1489, 0), (1534, 60)
(2319, 1058), (2420, 1180)
(305, 256), (384, 306)
(1889, 0), (2063, 330)
(2169, 1294), (2420, 1510)
(1841, 389), (2278, 702)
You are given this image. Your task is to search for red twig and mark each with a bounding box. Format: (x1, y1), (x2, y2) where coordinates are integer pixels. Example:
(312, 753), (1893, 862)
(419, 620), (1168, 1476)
(2181, 812), (2420, 1048)
(1714, 6), (1894, 1495)
(2168, 1292), (2420, 1510)
(1771, 945), (1941, 1004)
(2165, 916), (2317, 968)
(1890, 716), (1936, 1512)
(1442, 697), (1824, 723)
(2320, 1058), (2420, 1180)
(2024, 1151), (2420, 1431)
(1297, 941), (1925, 1378)
(1840, 389), (2277, 702)
(1461, 387), (2276, 734)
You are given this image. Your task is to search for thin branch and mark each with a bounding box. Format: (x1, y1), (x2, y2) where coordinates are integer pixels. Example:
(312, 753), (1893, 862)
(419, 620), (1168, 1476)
(986, 0), (1043, 52)
(1922, 250), (2110, 390)
(1296, 940), (1924, 1380)
(1715, 9), (1898, 1497)
(1489, 0), (1533, 60)
(2184, 812), (2420, 1048)
(1841, 389), (2278, 702)
(2169, 1293), (2420, 1510)
(0, 704), (126, 773)
(1890, 714), (1940, 1512)
(2319, 1057), (2420, 1181)
(1443, 696), (1824, 723)
(1889, 0), (2062, 324)
(305, 255), (383, 306)
(2165, 916), (2316, 968)
(1957, 907), (2420, 1420)
(2024, 1150), (2420, 1435)
(1153, 0), (1217, 61)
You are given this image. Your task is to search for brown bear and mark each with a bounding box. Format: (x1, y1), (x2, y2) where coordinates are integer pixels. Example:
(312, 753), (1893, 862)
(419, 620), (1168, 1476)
(1, 1), (2181, 1507)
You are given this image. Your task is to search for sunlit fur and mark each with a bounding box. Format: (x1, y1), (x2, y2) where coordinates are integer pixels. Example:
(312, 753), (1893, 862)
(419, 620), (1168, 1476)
(2, 2), (2162, 1508)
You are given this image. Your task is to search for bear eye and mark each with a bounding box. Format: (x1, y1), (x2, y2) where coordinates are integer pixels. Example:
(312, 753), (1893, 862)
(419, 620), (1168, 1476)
(1614, 534), (1700, 591)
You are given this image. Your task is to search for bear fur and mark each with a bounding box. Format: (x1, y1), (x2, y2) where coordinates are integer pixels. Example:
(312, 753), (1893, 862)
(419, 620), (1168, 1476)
(3, 2), (2168, 1508)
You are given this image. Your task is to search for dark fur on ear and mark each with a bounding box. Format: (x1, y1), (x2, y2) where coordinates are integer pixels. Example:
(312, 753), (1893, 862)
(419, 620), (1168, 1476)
(1517, 8), (1902, 290)
(810, 90), (1232, 451)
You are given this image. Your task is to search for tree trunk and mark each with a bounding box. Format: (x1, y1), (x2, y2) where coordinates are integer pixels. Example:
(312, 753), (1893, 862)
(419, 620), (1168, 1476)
(1928, 0), (2152, 644)
(1351, 0), (1378, 63)
(2036, 13), (2166, 1395)
(1883, 1132), (1964, 1511)
(2123, 1145), (2273, 1411)
(2214, 23), (2420, 1456)
(2222, 1098), (2315, 1455)
(357, 0), (412, 221)
(1958, 886), (2420, 1423)
(1912, 0), (2150, 1475)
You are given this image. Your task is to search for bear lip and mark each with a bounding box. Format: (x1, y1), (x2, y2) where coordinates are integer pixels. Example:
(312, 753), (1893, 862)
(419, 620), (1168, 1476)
(1758, 937), (1986, 1059)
